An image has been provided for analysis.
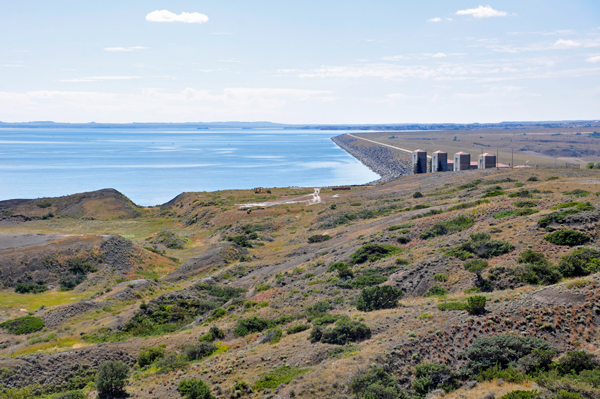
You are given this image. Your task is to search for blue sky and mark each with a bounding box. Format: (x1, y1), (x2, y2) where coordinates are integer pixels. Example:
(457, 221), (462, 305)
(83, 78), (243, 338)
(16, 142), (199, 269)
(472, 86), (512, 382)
(1, 1), (600, 123)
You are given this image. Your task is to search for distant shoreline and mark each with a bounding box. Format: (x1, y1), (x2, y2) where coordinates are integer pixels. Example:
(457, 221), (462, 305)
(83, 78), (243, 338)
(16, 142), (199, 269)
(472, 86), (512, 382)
(331, 134), (412, 184)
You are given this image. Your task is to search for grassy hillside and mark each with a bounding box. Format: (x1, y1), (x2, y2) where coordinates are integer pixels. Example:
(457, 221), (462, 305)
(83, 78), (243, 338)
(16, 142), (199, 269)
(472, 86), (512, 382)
(1, 168), (600, 399)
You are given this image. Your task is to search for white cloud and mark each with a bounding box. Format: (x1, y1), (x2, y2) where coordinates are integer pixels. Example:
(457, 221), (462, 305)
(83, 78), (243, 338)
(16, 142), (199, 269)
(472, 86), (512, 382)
(431, 53), (447, 58)
(456, 5), (508, 18)
(146, 10), (209, 24)
(104, 46), (147, 52)
(428, 17), (442, 22)
(61, 76), (142, 82)
(554, 39), (582, 48)
(587, 55), (600, 63)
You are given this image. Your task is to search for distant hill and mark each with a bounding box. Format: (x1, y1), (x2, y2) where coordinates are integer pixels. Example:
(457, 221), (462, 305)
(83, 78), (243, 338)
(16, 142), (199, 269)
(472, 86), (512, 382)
(0, 188), (141, 221)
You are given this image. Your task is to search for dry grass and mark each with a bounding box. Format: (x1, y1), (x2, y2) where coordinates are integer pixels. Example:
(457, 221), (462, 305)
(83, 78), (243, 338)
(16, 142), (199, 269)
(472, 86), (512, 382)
(444, 380), (536, 399)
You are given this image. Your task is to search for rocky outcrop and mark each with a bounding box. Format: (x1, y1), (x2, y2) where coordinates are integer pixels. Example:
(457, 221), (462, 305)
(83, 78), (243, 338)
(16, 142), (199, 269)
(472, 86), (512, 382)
(0, 345), (135, 390)
(39, 301), (103, 328)
(0, 234), (136, 288)
(331, 134), (412, 183)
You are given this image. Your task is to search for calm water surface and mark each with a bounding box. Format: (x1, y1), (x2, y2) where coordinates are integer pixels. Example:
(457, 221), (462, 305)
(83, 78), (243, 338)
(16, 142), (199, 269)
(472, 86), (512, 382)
(0, 128), (378, 205)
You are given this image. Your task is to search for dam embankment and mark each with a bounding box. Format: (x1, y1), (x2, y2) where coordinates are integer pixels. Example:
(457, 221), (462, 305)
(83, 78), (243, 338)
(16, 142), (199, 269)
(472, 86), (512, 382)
(331, 134), (413, 184)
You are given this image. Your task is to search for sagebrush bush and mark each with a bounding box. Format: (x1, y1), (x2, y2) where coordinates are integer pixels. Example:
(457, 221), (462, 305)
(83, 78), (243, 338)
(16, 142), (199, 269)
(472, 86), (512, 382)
(412, 362), (459, 397)
(356, 285), (403, 312)
(349, 244), (402, 265)
(465, 296), (487, 315)
(96, 361), (129, 398)
(349, 366), (404, 399)
(185, 342), (217, 361)
(178, 378), (215, 399)
(420, 216), (475, 240)
(287, 324), (311, 334)
(558, 247), (600, 277)
(424, 285), (447, 297)
(14, 281), (48, 294)
(233, 316), (273, 336)
(137, 346), (165, 368)
(462, 335), (553, 375)
(308, 234), (331, 243)
(545, 230), (591, 246)
(317, 319), (371, 345)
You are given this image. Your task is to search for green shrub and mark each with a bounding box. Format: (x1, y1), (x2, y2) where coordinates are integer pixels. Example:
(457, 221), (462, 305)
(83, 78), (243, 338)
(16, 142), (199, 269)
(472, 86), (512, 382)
(199, 325), (224, 342)
(397, 235), (411, 244)
(513, 201), (537, 208)
(185, 342), (217, 361)
(493, 210), (514, 219)
(483, 190), (505, 198)
(329, 262), (354, 279)
(350, 274), (387, 289)
(0, 316), (44, 335)
(517, 349), (556, 374)
(178, 378), (215, 399)
(356, 285), (403, 312)
(311, 314), (344, 326)
(255, 283), (273, 292)
(287, 324), (311, 334)
(437, 302), (466, 311)
(514, 208), (539, 216)
(349, 244), (402, 265)
(544, 230), (591, 246)
(59, 274), (87, 291)
(306, 300), (333, 316)
(319, 319), (371, 345)
(308, 234), (331, 243)
(424, 285), (447, 297)
(509, 190), (533, 198)
(252, 366), (310, 390)
(558, 351), (599, 375)
(413, 192), (424, 198)
(233, 316), (274, 336)
(479, 365), (529, 383)
(96, 361), (129, 398)
(14, 281), (48, 294)
(558, 247), (600, 277)
(448, 233), (514, 260)
(516, 263), (562, 285)
(137, 346), (166, 368)
(56, 391), (87, 399)
(388, 223), (413, 231)
(563, 189), (590, 198)
(349, 366), (404, 399)
(433, 273), (448, 282)
(155, 353), (189, 374)
(207, 308), (227, 321)
(412, 362), (460, 397)
(527, 176), (539, 182)
(499, 391), (544, 399)
(395, 258), (410, 265)
(446, 248), (473, 260)
(465, 296), (487, 315)
(464, 259), (488, 276)
(420, 216), (475, 240)
(462, 335), (553, 375)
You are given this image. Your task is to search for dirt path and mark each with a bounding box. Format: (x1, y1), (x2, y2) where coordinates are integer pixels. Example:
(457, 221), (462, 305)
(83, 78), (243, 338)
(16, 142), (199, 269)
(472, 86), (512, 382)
(238, 188), (322, 208)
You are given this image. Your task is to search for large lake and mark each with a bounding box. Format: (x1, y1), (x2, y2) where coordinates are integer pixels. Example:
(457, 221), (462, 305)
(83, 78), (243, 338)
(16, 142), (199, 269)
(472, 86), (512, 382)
(0, 128), (379, 205)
